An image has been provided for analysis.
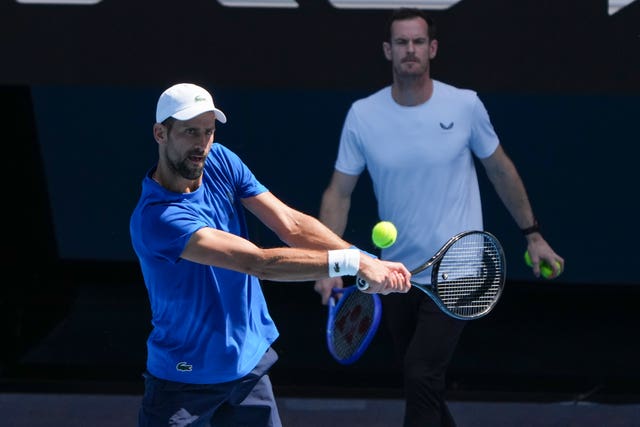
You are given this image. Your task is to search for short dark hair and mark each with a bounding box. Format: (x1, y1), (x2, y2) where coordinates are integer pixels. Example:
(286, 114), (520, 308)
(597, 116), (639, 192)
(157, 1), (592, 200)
(162, 117), (176, 131)
(386, 8), (437, 41)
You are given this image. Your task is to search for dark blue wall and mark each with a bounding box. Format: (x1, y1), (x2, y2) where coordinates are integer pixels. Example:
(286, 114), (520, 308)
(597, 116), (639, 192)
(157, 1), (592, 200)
(30, 85), (639, 284)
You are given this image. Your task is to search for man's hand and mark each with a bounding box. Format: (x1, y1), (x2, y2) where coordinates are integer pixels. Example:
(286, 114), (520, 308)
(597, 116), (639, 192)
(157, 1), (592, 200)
(314, 277), (343, 305)
(314, 257), (411, 305)
(526, 235), (564, 279)
(358, 257), (412, 295)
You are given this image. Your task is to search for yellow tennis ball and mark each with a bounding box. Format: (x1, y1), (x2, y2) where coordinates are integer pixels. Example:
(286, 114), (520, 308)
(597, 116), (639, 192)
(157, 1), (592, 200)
(524, 251), (562, 279)
(524, 251), (533, 267)
(372, 221), (397, 249)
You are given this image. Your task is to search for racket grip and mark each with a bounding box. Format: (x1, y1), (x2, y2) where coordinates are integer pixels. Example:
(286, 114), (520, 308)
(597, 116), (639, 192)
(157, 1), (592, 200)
(356, 276), (370, 291)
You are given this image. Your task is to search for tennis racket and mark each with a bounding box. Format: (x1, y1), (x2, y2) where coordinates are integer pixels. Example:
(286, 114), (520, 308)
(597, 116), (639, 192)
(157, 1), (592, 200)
(357, 230), (506, 320)
(326, 285), (382, 365)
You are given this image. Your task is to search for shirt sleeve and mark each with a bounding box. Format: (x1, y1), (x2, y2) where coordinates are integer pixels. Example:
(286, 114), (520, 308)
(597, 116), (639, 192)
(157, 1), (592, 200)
(142, 203), (205, 264)
(469, 94), (500, 159)
(335, 107), (367, 176)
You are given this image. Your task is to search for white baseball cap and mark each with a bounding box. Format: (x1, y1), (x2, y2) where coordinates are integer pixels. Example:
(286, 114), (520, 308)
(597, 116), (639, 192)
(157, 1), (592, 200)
(156, 83), (227, 124)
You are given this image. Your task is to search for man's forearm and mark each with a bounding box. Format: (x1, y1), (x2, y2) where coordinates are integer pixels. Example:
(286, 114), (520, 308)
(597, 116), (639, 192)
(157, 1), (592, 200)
(318, 189), (351, 236)
(284, 211), (351, 250)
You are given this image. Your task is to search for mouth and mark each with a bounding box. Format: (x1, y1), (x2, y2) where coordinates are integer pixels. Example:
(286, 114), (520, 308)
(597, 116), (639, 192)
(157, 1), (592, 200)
(188, 154), (205, 164)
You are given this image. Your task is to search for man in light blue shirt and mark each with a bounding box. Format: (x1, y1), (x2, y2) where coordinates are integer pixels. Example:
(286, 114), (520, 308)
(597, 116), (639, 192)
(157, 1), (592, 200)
(315, 9), (564, 427)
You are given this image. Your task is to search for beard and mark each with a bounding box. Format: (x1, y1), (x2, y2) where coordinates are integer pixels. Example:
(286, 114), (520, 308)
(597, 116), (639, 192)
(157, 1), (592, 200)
(394, 57), (428, 78)
(176, 161), (204, 180)
(167, 151), (206, 181)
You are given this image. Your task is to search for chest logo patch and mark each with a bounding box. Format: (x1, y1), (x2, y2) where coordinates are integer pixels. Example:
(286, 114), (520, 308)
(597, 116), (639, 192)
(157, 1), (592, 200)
(440, 122), (454, 130)
(176, 361), (193, 372)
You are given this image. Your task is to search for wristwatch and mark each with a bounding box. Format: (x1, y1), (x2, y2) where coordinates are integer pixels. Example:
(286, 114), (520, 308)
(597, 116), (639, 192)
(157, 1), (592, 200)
(521, 219), (540, 236)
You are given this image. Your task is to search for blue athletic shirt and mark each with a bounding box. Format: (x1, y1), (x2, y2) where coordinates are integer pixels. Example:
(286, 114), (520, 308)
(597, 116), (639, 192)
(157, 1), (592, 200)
(129, 143), (279, 384)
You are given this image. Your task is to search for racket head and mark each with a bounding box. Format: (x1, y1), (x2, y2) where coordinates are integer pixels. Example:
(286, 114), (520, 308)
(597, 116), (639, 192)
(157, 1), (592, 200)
(428, 230), (506, 320)
(326, 286), (382, 365)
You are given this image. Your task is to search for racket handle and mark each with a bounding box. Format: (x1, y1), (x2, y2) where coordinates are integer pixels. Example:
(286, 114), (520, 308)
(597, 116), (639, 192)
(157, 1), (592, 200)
(356, 276), (370, 291)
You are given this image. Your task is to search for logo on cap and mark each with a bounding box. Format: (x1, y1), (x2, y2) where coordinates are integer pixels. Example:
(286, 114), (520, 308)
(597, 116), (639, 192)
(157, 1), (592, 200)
(194, 95), (207, 102)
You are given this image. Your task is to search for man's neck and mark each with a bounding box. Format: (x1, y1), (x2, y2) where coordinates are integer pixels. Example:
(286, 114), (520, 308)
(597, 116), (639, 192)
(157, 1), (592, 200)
(153, 163), (201, 194)
(391, 76), (434, 107)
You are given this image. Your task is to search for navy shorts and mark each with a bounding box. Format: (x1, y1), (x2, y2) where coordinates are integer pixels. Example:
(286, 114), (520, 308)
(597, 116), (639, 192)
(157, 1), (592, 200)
(138, 347), (282, 427)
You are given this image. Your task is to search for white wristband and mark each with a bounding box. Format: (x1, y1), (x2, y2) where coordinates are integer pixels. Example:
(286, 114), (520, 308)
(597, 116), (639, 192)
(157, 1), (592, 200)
(328, 249), (360, 278)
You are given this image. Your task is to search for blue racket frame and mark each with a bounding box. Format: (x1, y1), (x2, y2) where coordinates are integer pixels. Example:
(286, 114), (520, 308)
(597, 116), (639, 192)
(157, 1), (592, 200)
(326, 285), (382, 365)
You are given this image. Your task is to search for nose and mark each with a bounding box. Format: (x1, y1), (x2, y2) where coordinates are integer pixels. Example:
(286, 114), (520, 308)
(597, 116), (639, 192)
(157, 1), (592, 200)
(198, 132), (213, 147)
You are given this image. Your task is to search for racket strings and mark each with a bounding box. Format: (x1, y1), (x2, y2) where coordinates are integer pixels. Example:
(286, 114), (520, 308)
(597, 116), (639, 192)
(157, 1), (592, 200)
(435, 235), (504, 317)
(329, 292), (376, 360)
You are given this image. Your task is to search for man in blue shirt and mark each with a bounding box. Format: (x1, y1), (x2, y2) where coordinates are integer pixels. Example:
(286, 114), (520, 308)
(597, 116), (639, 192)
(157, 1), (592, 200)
(130, 83), (412, 426)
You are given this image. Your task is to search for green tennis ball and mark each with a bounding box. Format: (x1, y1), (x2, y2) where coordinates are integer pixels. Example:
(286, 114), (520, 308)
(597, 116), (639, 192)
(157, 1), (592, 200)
(372, 221), (397, 249)
(538, 263), (554, 279)
(524, 251), (533, 267)
(524, 251), (562, 279)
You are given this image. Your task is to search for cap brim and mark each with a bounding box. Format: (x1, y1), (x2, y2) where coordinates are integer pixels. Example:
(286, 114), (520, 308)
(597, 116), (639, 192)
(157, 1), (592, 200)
(171, 105), (227, 123)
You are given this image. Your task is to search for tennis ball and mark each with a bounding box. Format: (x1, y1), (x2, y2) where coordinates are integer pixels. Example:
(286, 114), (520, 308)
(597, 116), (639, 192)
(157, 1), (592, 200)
(524, 251), (562, 279)
(372, 221), (397, 249)
(523, 251), (533, 267)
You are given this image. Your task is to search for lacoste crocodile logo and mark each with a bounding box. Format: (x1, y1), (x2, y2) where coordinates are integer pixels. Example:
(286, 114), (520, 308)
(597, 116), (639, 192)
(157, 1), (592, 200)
(176, 361), (193, 372)
(194, 95), (207, 102)
(333, 262), (340, 273)
(439, 122), (454, 130)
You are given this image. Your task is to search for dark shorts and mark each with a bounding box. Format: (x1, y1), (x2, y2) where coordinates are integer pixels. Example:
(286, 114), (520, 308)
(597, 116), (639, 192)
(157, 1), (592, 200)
(138, 347), (281, 427)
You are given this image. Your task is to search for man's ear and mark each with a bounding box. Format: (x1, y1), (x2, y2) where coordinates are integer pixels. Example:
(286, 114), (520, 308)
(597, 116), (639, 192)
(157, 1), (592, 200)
(153, 123), (167, 144)
(429, 39), (438, 60)
(382, 42), (392, 61)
